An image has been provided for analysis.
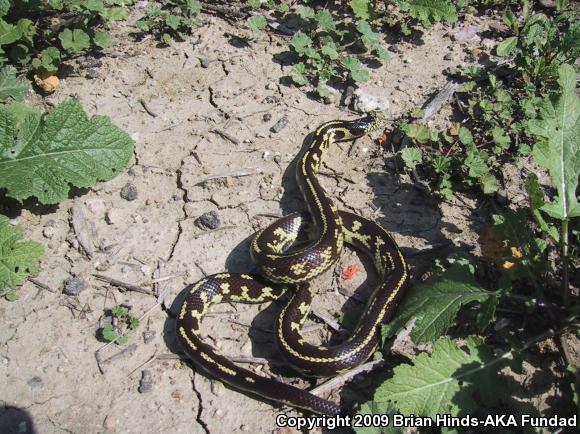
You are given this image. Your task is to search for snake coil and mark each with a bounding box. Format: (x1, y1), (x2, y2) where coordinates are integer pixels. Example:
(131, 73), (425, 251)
(176, 113), (409, 415)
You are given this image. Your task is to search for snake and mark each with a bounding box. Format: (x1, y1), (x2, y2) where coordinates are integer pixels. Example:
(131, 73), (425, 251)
(175, 113), (409, 416)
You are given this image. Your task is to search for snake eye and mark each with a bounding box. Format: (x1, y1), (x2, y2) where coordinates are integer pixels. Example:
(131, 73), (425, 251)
(333, 130), (345, 140)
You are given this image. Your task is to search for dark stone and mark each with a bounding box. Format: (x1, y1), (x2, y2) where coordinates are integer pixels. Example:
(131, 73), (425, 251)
(120, 182), (138, 201)
(195, 210), (221, 230)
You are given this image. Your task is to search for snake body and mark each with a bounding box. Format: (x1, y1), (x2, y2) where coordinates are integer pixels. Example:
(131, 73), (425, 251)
(176, 114), (409, 415)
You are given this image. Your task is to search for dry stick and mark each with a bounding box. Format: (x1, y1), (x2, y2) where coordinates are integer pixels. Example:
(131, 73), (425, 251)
(191, 225), (237, 239)
(127, 349), (159, 378)
(71, 205), (95, 258)
(194, 169), (261, 185)
(311, 309), (346, 334)
(212, 128), (240, 145)
(420, 81), (461, 123)
(139, 98), (158, 117)
(310, 359), (386, 397)
(29, 278), (57, 293)
(93, 274), (155, 296)
(100, 344), (138, 368)
(230, 356), (283, 365)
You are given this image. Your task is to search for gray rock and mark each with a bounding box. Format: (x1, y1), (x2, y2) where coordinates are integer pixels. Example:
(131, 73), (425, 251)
(63, 276), (87, 296)
(352, 85), (390, 113)
(199, 58), (210, 68)
(195, 210), (221, 230)
(143, 329), (156, 344)
(120, 182), (138, 201)
(262, 113), (272, 122)
(27, 376), (43, 388)
(139, 369), (154, 393)
(443, 53), (454, 61)
(269, 115), (289, 133)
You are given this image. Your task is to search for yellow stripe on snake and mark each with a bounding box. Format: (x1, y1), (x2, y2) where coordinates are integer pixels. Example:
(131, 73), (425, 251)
(176, 113), (409, 415)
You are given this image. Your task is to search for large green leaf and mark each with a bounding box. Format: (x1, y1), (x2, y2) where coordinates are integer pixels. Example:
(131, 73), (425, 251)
(0, 215), (44, 291)
(0, 66), (28, 102)
(528, 64), (580, 220)
(373, 337), (504, 417)
(395, 0), (457, 26)
(382, 264), (490, 343)
(0, 100), (133, 204)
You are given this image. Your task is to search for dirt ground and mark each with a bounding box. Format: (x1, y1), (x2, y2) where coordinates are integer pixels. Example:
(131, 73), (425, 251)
(0, 8), (566, 434)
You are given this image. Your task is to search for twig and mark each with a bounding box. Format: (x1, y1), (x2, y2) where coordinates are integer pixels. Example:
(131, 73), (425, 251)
(29, 278), (57, 293)
(212, 128), (240, 145)
(191, 225), (237, 239)
(93, 274), (155, 296)
(127, 349), (159, 378)
(71, 205), (95, 258)
(193, 169), (262, 185)
(420, 81), (461, 123)
(310, 359), (386, 396)
(311, 309), (346, 334)
(139, 98), (158, 118)
(400, 241), (453, 257)
(230, 356), (283, 365)
(99, 344), (138, 369)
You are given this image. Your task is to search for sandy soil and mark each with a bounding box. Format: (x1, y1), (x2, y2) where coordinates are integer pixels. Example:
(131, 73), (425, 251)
(1, 8), (572, 434)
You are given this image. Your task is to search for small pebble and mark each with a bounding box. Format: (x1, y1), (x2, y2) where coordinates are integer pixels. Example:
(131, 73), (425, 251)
(85, 68), (99, 79)
(171, 388), (183, 401)
(138, 369), (154, 393)
(103, 415), (116, 431)
(194, 210), (221, 230)
(27, 376), (43, 388)
(143, 329), (156, 344)
(495, 188), (508, 206)
(241, 424), (250, 432)
(273, 154), (282, 164)
(200, 58), (210, 68)
(120, 182), (138, 201)
(42, 226), (56, 239)
(443, 53), (454, 61)
(403, 57), (412, 64)
(262, 113), (272, 122)
(266, 82), (277, 91)
(270, 115), (289, 133)
(211, 380), (225, 397)
(63, 277), (87, 296)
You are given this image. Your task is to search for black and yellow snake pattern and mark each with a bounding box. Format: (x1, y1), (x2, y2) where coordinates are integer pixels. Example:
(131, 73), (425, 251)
(176, 113), (409, 416)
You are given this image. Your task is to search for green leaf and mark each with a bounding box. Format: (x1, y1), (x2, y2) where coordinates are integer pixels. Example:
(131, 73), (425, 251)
(458, 126), (473, 145)
(475, 297), (498, 331)
(525, 173), (559, 241)
(296, 6), (315, 19)
(101, 7), (128, 21)
(290, 63), (308, 86)
(354, 400), (403, 434)
(356, 21), (381, 51)
(0, 66), (28, 102)
(31, 47), (61, 74)
(101, 324), (118, 342)
(184, 0), (201, 17)
(495, 36), (517, 56)
(290, 31), (312, 55)
(0, 0), (10, 18)
(320, 41), (339, 60)
(528, 64), (580, 220)
(395, 0), (458, 27)
(0, 19), (23, 46)
(165, 14), (181, 31)
(0, 215), (44, 291)
(479, 173), (498, 194)
(381, 264), (490, 343)
(403, 123), (432, 144)
(247, 0), (261, 8)
(374, 336), (505, 416)
(5, 289), (18, 301)
(93, 31), (112, 49)
(0, 100), (134, 204)
(400, 147), (422, 170)
(315, 10), (336, 32)
(86, 0), (104, 13)
(59, 28), (91, 53)
(342, 56), (369, 82)
(350, 0), (374, 20)
(491, 127), (509, 150)
(248, 15), (267, 32)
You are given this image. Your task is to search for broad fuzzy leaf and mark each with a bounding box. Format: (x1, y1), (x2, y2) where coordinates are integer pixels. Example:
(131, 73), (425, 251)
(382, 264), (490, 343)
(0, 66), (28, 102)
(354, 400), (403, 434)
(0, 100), (134, 204)
(400, 147), (422, 170)
(350, 0), (374, 20)
(59, 28), (91, 53)
(396, 0), (457, 27)
(0, 215), (44, 291)
(528, 64), (580, 220)
(374, 337), (504, 416)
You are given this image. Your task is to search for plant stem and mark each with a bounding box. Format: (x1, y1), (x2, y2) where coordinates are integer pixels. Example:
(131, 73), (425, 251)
(561, 219), (569, 306)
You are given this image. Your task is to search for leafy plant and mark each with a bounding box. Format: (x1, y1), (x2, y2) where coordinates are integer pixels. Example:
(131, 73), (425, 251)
(0, 100), (134, 204)
(135, 0), (201, 44)
(0, 65), (28, 101)
(0, 215), (44, 301)
(0, 0), (130, 74)
(100, 305), (140, 345)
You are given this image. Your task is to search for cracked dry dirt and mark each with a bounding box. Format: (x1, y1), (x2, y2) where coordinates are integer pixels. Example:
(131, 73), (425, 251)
(1, 12), (508, 434)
